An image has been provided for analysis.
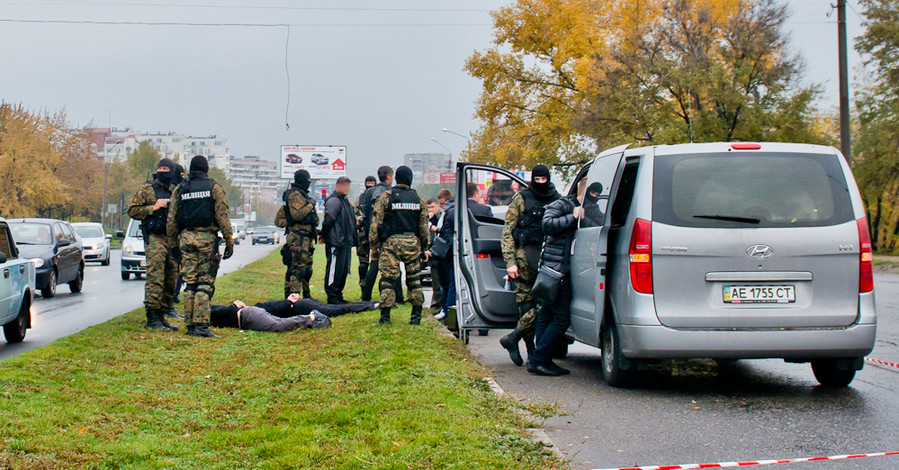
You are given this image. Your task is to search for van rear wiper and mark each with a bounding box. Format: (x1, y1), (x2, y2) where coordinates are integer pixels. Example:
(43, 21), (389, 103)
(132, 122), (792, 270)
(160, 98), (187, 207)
(693, 214), (761, 224)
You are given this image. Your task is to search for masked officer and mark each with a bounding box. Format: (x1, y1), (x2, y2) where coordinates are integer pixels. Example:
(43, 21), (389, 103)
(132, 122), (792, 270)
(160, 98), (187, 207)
(355, 175), (377, 290)
(369, 165), (430, 325)
(360, 166), (405, 303)
(498, 164), (561, 366)
(166, 155), (234, 338)
(275, 169), (318, 298)
(127, 158), (180, 331)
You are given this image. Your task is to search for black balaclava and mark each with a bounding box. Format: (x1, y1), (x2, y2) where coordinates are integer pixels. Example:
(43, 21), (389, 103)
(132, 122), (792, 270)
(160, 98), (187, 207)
(189, 155), (209, 174)
(172, 163), (185, 186)
(294, 169), (312, 191)
(155, 158), (176, 186)
(530, 164), (554, 200)
(395, 166), (413, 186)
(584, 182), (604, 203)
(364, 175), (377, 188)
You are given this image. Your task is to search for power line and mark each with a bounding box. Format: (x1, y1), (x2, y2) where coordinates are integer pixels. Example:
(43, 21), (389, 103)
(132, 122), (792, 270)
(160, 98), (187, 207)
(0, 18), (490, 27)
(0, 1), (491, 13)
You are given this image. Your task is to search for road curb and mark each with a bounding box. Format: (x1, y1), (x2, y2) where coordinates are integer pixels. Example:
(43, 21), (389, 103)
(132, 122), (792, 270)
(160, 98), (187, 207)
(482, 376), (566, 461)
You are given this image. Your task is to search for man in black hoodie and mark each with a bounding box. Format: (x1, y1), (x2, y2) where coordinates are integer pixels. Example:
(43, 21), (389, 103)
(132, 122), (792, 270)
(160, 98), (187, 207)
(498, 164), (561, 366)
(321, 177), (359, 304)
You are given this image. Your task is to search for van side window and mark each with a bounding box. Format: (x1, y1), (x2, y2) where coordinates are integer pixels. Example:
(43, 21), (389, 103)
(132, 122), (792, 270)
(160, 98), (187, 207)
(0, 225), (14, 259)
(609, 160), (641, 228)
(580, 153), (622, 228)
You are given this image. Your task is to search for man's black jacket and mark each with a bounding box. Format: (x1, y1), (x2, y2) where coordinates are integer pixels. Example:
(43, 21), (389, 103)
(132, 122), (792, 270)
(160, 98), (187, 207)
(321, 191), (359, 247)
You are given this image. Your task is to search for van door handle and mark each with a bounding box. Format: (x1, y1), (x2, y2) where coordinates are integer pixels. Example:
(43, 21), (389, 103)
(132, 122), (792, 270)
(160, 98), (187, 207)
(3, 269), (8, 279)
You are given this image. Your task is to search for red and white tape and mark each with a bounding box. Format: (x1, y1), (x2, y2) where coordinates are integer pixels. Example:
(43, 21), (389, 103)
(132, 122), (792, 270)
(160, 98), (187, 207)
(866, 357), (899, 369)
(593, 451), (899, 470)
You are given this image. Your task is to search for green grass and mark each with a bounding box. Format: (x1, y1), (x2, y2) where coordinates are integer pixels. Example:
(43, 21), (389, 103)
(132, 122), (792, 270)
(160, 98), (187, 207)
(0, 250), (561, 469)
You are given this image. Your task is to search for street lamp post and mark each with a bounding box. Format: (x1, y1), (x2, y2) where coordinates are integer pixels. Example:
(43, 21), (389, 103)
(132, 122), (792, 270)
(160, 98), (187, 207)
(442, 128), (471, 161)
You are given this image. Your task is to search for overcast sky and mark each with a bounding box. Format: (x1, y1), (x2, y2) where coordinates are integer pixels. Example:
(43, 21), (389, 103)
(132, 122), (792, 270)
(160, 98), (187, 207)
(0, 1), (865, 182)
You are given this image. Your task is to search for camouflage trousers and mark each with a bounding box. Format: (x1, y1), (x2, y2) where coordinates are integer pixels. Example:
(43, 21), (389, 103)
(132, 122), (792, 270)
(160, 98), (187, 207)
(144, 234), (177, 310)
(356, 236), (370, 290)
(514, 260), (539, 340)
(179, 230), (220, 326)
(378, 235), (424, 309)
(283, 231), (315, 298)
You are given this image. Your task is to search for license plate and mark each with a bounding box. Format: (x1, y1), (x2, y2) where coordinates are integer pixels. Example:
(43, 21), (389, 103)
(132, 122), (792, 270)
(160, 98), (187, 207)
(724, 285), (795, 304)
(140, 260), (147, 267)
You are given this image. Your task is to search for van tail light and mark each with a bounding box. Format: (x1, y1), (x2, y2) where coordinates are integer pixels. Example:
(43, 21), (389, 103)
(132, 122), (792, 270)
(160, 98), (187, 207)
(858, 218), (874, 293)
(629, 218), (653, 294)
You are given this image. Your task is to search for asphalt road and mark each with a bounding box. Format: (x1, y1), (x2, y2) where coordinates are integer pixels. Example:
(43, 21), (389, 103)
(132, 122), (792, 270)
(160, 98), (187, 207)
(0, 241), (278, 361)
(468, 273), (899, 470)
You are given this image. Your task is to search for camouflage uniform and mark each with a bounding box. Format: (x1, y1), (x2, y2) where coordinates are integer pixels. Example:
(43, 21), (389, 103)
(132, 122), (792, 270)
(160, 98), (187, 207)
(502, 192), (540, 339)
(274, 185), (317, 298)
(127, 182), (177, 313)
(167, 179), (232, 328)
(370, 184), (429, 310)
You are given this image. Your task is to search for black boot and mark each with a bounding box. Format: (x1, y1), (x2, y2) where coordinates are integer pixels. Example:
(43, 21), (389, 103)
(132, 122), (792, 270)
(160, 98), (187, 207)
(524, 334), (536, 356)
(409, 306), (423, 325)
(185, 325), (196, 336)
(189, 324), (220, 338)
(165, 306), (185, 320)
(375, 308), (391, 326)
(158, 310), (179, 332)
(499, 329), (524, 366)
(145, 309), (171, 331)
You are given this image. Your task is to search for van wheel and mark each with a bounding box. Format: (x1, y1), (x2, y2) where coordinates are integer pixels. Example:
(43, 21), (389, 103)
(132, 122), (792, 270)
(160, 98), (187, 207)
(601, 319), (634, 387)
(121, 272), (130, 281)
(811, 359), (857, 387)
(3, 300), (29, 343)
(41, 270), (57, 298)
(68, 265), (84, 293)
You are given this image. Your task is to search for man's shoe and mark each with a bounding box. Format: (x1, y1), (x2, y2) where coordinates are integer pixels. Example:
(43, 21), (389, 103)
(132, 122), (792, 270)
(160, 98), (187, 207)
(367, 302), (380, 310)
(409, 306), (423, 325)
(548, 362), (571, 375)
(527, 363), (562, 376)
(188, 324), (220, 338)
(499, 330), (524, 367)
(164, 307), (185, 320)
(374, 308), (391, 326)
(434, 311), (446, 321)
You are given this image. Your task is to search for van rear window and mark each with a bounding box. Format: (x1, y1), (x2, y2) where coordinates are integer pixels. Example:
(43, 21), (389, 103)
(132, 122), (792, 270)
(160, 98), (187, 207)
(653, 152), (854, 228)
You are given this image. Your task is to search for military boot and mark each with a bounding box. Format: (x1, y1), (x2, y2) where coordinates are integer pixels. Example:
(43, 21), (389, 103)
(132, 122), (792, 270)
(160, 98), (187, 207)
(164, 306), (185, 320)
(409, 306), (423, 325)
(185, 325), (196, 336)
(524, 334), (536, 357)
(158, 310), (179, 332)
(189, 324), (220, 338)
(375, 308), (391, 326)
(145, 309), (171, 331)
(499, 329), (524, 367)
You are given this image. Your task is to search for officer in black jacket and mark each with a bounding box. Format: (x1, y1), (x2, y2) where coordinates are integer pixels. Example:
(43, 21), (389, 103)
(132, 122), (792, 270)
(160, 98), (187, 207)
(321, 176), (359, 304)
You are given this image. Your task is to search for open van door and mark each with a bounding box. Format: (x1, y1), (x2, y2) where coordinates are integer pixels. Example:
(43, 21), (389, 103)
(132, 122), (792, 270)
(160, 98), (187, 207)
(453, 164), (528, 343)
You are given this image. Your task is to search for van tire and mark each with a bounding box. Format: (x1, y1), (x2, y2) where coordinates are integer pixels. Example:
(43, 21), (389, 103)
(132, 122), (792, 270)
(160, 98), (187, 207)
(811, 359), (857, 387)
(601, 319), (634, 388)
(3, 299), (29, 343)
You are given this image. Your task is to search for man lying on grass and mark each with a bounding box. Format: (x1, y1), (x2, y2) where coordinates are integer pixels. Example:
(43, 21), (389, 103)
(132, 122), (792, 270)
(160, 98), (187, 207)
(210, 293), (379, 332)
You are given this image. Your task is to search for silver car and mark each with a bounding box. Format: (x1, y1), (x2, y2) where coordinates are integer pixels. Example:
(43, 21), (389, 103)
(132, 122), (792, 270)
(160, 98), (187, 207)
(454, 142), (876, 387)
(72, 222), (112, 266)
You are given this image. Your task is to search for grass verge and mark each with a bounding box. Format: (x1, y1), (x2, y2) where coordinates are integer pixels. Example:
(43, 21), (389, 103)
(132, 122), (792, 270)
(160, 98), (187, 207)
(0, 249), (562, 469)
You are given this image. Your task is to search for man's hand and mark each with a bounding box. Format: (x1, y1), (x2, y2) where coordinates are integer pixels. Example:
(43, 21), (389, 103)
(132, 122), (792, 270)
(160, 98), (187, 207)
(573, 207), (584, 219)
(287, 293), (301, 303)
(507, 265), (519, 280)
(153, 199), (168, 211)
(317, 235), (324, 244)
(233, 300), (247, 309)
(223, 244), (234, 260)
(422, 250), (430, 263)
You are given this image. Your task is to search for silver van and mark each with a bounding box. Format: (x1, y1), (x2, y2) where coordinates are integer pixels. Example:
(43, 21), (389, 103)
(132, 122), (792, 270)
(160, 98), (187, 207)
(453, 142), (876, 387)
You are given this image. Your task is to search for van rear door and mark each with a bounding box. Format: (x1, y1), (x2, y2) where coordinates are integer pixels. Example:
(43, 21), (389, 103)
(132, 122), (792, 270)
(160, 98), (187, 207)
(651, 150), (860, 329)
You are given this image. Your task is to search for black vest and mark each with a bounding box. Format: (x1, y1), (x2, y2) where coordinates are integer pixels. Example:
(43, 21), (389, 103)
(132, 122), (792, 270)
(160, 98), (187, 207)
(512, 189), (554, 246)
(282, 185), (319, 228)
(383, 187), (421, 237)
(176, 176), (216, 230)
(142, 181), (171, 235)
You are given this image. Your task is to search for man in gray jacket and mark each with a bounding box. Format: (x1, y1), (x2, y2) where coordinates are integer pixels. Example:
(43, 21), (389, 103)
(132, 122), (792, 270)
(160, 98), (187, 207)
(321, 176), (359, 304)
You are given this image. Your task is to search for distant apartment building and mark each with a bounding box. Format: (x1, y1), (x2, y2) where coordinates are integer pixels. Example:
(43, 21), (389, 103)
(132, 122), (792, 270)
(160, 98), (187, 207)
(227, 156), (285, 204)
(403, 152), (452, 185)
(90, 127), (231, 171)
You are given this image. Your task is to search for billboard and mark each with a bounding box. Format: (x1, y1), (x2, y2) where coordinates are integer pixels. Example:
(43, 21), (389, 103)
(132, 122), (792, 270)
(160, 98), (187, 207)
(280, 145), (347, 179)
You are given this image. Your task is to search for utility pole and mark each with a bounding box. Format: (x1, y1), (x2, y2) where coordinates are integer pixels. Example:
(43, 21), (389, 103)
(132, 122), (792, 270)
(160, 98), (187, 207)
(838, 0), (852, 163)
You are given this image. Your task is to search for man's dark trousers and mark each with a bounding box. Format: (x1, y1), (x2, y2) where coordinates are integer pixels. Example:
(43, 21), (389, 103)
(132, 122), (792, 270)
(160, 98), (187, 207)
(528, 278), (572, 367)
(324, 244), (352, 304)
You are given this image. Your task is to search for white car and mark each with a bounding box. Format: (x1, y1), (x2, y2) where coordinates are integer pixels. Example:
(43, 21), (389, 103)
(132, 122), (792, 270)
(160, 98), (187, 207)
(120, 219), (146, 280)
(72, 222), (112, 266)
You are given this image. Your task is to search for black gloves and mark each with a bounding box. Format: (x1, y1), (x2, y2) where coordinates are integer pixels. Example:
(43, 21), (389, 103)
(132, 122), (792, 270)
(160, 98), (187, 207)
(223, 245), (234, 260)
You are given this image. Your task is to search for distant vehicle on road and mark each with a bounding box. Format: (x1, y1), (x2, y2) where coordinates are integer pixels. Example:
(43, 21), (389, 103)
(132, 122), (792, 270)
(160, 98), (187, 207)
(456, 142), (876, 388)
(286, 153), (303, 164)
(8, 218), (85, 298)
(120, 219), (146, 280)
(72, 222), (112, 266)
(251, 227), (278, 245)
(0, 217), (35, 343)
(311, 153), (329, 166)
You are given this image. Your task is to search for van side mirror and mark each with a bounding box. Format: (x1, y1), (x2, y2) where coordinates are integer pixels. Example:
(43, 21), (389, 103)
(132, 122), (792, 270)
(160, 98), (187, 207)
(0, 252), (6, 264)
(116, 230), (125, 238)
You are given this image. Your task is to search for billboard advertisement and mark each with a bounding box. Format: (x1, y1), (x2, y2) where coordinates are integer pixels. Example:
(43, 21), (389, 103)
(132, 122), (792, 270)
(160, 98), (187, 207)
(280, 145), (347, 179)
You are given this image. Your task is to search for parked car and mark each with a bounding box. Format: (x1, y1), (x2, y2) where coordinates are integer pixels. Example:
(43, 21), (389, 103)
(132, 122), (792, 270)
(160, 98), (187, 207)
(0, 217), (35, 343)
(120, 219), (146, 280)
(8, 218), (85, 298)
(286, 153), (303, 164)
(311, 153), (329, 166)
(252, 227), (277, 245)
(72, 222), (112, 266)
(454, 142), (876, 388)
